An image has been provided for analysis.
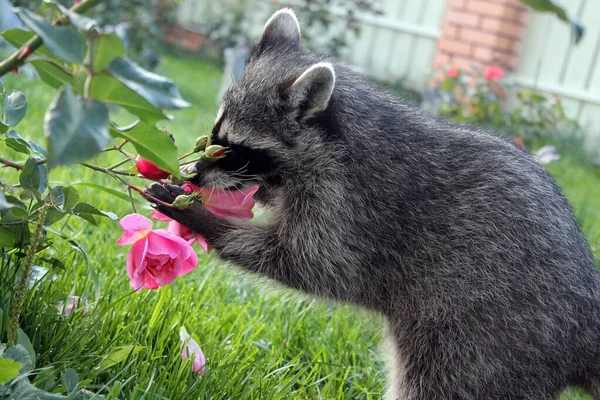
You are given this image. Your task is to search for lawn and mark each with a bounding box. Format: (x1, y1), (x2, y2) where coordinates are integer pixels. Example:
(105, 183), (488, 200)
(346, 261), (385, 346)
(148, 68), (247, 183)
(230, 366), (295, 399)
(2, 52), (599, 399)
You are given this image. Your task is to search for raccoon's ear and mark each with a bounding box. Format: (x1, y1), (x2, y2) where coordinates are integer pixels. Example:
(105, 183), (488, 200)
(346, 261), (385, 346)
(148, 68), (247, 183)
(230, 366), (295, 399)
(291, 62), (335, 119)
(258, 8), (301, 48)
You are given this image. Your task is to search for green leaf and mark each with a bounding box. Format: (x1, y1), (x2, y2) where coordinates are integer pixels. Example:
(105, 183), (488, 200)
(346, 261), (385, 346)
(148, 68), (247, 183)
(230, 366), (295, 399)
(110, 122), (180, 177)
(3, 91), (27, 126)
(0, 192), (26, 211)
(19, 157), (48, 195)
(73, 182), (133, 204)
(0, 227), (17, 247)
(14, 8), (86, 63)
(44, 86), (111, 168)
(96, 345), (143, 373)
(5, 130), (47, 158)
(17, 328), (36, 369)
(108, 57), (191, 110)
(3, 344), (32, 373)
(92, 34), (126, 72)
(44, 206), (66, 226)
(0, 120), (8, 134)
(0, 358), (21, 384)
(5, 130), (31, 154)
(89, 74), (167, 123)
(29, 60), (73, 90)
(19, 158), (40, 193)
(52, 1), (98, 33)
(73, 202), (118, 221)
(0, 28), (55, 60)
(520, 0), (585, 44)
(11, 378), (68, 399)
(61, 368), (78, 394)
(62, 186), (79, 211)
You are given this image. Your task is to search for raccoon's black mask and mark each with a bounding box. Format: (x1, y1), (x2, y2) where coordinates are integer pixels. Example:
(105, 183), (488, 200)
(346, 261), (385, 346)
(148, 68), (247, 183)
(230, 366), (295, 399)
(188, 9), (336, 197)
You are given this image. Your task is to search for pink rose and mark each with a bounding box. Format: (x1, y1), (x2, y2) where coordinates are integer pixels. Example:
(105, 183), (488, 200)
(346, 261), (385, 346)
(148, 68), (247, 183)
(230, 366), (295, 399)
(152, 184), (259, 253)
(116, 214), (198, 291)
(180, 327), (206, 376)
(485, 66), (505, 80)
(152, 209), (211, 253)
(446, 66), (459, 78)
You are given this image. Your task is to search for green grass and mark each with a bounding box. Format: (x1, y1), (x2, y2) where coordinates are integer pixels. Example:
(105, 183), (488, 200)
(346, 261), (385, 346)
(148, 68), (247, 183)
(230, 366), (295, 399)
(2, 53), (600, 399)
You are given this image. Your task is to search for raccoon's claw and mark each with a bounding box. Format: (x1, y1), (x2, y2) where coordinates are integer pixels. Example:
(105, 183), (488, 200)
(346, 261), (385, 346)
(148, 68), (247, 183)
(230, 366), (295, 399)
(166, 184), (186, 197)
(144, 183), (177, 204)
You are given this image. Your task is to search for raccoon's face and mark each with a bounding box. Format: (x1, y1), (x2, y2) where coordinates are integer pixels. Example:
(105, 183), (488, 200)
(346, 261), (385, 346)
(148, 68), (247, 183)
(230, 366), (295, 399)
(188, 9), (336, 202)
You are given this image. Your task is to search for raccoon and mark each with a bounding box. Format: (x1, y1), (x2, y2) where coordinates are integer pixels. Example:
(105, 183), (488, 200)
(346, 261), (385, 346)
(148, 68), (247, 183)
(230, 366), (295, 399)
(146, 8), (600, 399)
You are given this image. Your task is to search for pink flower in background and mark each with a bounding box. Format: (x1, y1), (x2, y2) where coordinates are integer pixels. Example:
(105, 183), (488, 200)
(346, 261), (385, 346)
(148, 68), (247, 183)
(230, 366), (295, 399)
(152, 210), (211, 253)
(116, 214), (198, 291)
(57, 296), (88, 317)
(446, 66), (459, 78)
(485, 66), (505, 80)
(180, 327), (206, 376)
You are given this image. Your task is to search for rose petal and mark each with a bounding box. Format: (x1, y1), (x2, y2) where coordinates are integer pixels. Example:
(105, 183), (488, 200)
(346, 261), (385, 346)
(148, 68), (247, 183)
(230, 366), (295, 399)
(117, 214), (153, 245)
(146, 230), (186, 258)
(180, 328), (206, 376)
(151, 210), (172, 222)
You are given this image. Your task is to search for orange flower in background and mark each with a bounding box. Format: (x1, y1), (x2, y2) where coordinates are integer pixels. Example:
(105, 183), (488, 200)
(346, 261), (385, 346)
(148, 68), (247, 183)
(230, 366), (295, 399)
(513, 137), (524, 149)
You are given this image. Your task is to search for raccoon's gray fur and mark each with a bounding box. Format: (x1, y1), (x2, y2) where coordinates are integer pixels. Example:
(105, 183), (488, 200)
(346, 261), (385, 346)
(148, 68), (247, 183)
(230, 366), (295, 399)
(147, 9), (600, 399)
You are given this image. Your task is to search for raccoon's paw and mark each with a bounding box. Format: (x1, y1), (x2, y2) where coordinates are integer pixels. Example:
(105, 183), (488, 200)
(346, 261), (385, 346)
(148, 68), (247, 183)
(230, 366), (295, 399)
(143, 183), (183, 204)
(144, 183), (200, 221)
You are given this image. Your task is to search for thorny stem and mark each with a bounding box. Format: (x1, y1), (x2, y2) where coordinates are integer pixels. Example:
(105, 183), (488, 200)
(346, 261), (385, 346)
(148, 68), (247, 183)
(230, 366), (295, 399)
(0, 0), (105, 77)
(8, 204), (47, 346)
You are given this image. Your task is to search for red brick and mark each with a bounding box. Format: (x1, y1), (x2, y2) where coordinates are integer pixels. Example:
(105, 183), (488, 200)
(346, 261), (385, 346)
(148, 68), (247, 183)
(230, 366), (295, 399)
(448, 0), (467, 9)
(433, 53), (451, 69)
(445, 10), (482, 28)
(438, 39), (473, 57)
(473, 46), (495, 62)
(453, 56), (480, 72)
(501, 6), (529, 24)
(460, 27), (499, 46)
(467, 0), (506, 17)
(442, 24), (461, 39)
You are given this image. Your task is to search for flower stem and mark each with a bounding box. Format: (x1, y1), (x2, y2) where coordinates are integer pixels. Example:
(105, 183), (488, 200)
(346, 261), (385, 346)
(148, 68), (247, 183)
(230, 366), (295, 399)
(8, 204), (47, 346)
(178, 151), (196, 161)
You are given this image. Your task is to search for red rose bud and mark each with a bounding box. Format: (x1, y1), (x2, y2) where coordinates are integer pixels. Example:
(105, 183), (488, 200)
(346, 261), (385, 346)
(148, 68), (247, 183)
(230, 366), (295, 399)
(135, 158), (171, 181)
(202, 145), (227, 160)
(193, 135), (210, 153)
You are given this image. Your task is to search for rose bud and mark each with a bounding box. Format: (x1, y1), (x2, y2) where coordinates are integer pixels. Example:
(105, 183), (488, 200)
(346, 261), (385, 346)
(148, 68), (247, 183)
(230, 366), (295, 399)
(135, 158), (171, 181)
(193, 135), (210, 153)
(201, 145), (227, 161)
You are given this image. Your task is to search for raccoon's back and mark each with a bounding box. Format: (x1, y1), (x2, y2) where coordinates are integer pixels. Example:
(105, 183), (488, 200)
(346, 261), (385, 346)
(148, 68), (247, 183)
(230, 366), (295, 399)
(329, 70), (597, 297)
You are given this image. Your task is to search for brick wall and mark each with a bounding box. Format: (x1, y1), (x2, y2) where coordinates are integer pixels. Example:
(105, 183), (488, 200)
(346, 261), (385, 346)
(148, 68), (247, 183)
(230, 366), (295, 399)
(434, 0), (530, 72)
(162, 23), (206, 53)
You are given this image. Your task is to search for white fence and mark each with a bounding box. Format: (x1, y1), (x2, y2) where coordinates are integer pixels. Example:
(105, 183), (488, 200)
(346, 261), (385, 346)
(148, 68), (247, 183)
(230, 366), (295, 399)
(513, 0), (600, 137)
(176, 0), (600, 136)
(176, 0), (447, 92)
